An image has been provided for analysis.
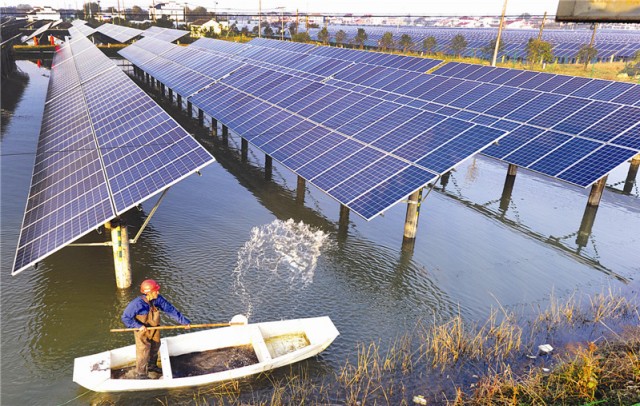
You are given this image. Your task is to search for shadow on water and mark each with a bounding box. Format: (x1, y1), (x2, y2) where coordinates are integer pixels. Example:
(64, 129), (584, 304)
(436, 169), (632, 283)
(0, 67), (30, 137)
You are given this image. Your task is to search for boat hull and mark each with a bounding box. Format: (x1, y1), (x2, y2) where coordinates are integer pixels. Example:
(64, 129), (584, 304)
(73, 316), (339, 392)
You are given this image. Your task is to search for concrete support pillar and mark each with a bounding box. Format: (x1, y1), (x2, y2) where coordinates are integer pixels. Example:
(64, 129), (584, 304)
(241, 138), (248, 161)
(339, 204), (349, 225)
(176, 94), (182, 110)
(198, 109), (204, 126)
(187, 101), (192, 117)
(296, 176), (306, 204)
(110, 219), (131, 289)
(440, 171), (451, 190)
(222, 125), (229, 145)
(587, 176), (608, 207)
(265, 155), (273, 180)
(211, 118), (218, 136)
(160, 83), (165, 97)
(403, 189), (422, 241)
(151, 77), (155, 88)
(623, 154), (640, 194)
(168, 88), (173, 102)
(145, 72), (150, 84)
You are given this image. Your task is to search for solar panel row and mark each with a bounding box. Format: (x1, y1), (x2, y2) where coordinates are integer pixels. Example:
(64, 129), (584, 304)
(124, 37), (640, 194)
(121, 38), (507, 221)
(94, 23), (143, 43)
(12, 33), (215, 276)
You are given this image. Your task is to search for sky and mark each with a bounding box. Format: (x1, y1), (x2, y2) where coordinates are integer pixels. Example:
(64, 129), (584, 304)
(4, 0), (562, 17)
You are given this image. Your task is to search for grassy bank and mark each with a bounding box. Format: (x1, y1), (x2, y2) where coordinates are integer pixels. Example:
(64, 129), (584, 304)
(178, 290), (639, 405)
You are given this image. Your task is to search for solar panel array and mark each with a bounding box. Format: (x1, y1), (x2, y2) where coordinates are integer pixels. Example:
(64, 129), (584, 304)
(141, 26), (190, 43)
(232, 38), (640, 189)
(95, 23), (143, 43)
(70, 20), (97, 36)
(427, 61), (640, 186)
(120, 37), (640, 219)
(12, 33), (215, 276)
(121, 37), (506, 221)
(303, 25), (640, 62)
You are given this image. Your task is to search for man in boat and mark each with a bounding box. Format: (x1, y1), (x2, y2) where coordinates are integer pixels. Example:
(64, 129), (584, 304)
(122, 279), (191, 379)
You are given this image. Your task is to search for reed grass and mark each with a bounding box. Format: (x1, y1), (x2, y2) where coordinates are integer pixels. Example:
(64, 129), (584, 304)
(185, 289), (638, 405)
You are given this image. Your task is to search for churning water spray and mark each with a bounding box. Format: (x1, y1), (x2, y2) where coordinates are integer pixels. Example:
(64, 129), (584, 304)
(233, 219), (329, 319)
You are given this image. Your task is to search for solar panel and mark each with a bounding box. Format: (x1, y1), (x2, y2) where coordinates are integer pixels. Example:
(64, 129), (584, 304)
(95, 23), (143, 43)
(141, 26), (189, 43)
(12, 36), (215, 276)
(121, 36), (639, 220)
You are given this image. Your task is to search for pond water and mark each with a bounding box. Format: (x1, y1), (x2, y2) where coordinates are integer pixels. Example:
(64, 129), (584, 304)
(1, 60), (638, 405)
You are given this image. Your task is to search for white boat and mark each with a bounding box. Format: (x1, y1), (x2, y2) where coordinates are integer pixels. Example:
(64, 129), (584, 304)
(73, 316), (339, 392)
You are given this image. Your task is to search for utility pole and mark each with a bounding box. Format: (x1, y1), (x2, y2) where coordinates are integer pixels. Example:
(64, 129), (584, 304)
(258, 0), (261, 38)
(537, 11), (547, 40)
(585, 23), (598, 70)
(491, 0), (508, 67)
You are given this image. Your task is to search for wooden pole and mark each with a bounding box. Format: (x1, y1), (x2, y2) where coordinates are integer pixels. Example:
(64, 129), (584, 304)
(587, 176), (607, 207)
(491, 0), (508, 67)
(507, 163), (517, 176)
(110, 219), (132, 289)
(537, 11), (547, 40)
(623, 154), (640, 194)
(403, 189), (422, 240)
(296, 176), (305, 203)
(265, 155), (273, 180)
(585, 23), (598, 70)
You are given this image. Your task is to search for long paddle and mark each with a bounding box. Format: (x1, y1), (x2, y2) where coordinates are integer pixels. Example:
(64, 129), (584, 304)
(110, 314), (248, 333)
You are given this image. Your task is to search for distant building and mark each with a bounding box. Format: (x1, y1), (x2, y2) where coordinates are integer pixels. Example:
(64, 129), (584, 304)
(27, 6), (61, 21)
(190, 19), (229, 37)
(149, 2), (185, 23)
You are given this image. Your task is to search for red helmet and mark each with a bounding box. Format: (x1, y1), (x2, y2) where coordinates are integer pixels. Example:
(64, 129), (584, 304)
(140, 279), (160, 294)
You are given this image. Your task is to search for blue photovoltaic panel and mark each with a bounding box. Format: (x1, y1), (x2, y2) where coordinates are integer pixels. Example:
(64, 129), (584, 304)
(372, 111), (446, 153)
(417, 126), (505, 173)
(12, 36), (215, 275)
(529, 138), (602, 175)
(580, 106), (640, 142)
(312, 147), (385, 191)
(483, 125), (545, 158)
(505, 93), (564, 122)
(327, 155), (408, 203)
(552, 102), (618, 135)
(558, 145), (639, 186)
(297, 139), (363, 179)
(129, 35), (638, 218)
(527, 97), (590, 128)
(610, 125), (640, 149)
(393, 118), (473, 161)
(503, 131), (572, 167)
(349, 165), (438, 220)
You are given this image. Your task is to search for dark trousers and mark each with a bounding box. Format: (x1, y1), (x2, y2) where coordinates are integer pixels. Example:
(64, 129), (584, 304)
(134, 329), (160, 375)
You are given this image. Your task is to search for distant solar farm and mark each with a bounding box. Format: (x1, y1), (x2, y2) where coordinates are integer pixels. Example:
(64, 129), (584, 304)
(296, 25), (640, 63)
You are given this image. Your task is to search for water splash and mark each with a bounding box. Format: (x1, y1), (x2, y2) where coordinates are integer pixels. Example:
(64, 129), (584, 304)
(233, 219), (329, 318)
